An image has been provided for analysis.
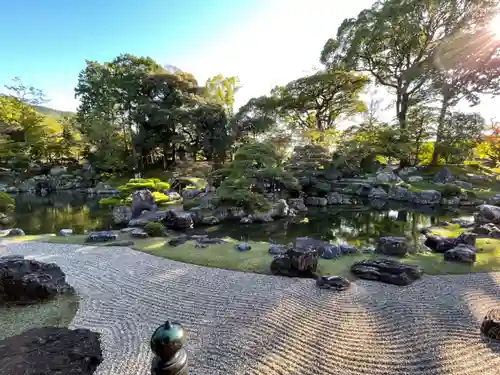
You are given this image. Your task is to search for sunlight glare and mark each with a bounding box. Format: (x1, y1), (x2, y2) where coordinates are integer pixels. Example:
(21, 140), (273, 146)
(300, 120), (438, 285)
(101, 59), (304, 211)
(490, 13), (500, 39)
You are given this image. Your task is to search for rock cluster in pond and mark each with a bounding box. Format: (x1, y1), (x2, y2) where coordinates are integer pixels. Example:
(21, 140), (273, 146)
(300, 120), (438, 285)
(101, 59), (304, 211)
(294, 237), (359, 259)
(0, 327), (103, 375)
(0, 255), (74, 305)
(480, 308), (500, 341)
(316, 275), (351, 290)
(351, 259), (423, 286)
(270, 246), (319, 278)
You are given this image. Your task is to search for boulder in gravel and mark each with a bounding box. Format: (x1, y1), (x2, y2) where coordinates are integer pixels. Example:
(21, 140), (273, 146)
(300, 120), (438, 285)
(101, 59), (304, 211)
(113, 205), (132, 225)
(316, 276), (351, 290)
(376, 237), (409, 256)
(0, 255), (74, 305)
(270, 247), (319, 278)
(0, 327), (102, 375)
(85, 231), (118, 243)
(444, 244), (476, 264)
(351, 259), (423, 286)
(481, 308), (500, 341)
(131, 189), (156, 218)
(433, 167), (455, 183)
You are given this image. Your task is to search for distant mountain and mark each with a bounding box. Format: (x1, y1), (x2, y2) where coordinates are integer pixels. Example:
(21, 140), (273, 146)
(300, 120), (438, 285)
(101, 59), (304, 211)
(32, 105), (75, 118)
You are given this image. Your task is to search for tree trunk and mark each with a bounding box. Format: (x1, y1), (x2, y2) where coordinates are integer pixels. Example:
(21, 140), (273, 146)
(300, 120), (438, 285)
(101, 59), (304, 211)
(431, 97), (450, 165)
(397, 92), (410, 167)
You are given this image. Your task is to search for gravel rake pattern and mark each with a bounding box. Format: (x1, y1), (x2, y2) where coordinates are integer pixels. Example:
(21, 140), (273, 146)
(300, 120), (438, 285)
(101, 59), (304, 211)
(2, 242), (500, 375)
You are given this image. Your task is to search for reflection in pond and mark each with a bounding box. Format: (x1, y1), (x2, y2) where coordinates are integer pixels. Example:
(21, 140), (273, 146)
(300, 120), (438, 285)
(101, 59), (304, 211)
(0, 294), (79, 340)
(2, 192), (475, 246)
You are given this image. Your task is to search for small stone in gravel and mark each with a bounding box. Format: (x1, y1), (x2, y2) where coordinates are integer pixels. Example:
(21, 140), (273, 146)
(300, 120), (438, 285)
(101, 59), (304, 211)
(236, 242), (251, 252)
(316, 276), (351, 291)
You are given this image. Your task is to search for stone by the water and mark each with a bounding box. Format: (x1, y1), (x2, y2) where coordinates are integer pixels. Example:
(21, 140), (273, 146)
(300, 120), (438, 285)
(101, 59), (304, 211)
(340, 244), (358, 254)
(320, 245), (341, 259)
(0, 255), (74, 305)
(131, 189), (156, 219)
(424, 232), (477, 253)
(0, 327), (102, 375)
(235, 242), (251, 251)
(113, 205), (132, 225)
(168, 236), (190, 247)
(7, 228), (25, 237)
(270, 247), (319, 278)
(201, 215), (220, 225)
(351, 259), (423, 286)
(480, 308), (500, 341)
(316, 275), (351, 291)
(433, 167), (455, 183)
(376, 237), (409, 256)
(164, 209), (194, 229)
(85, 231), (118, 243)
(295, 237), (340, 258)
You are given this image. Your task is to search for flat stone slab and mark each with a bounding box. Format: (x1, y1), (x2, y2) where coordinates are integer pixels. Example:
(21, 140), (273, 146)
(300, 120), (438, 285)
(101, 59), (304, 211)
(3, 242), (500, 375)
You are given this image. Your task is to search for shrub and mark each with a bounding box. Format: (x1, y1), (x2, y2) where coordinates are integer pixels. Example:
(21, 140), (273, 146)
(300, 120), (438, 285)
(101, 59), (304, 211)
(152, 191), (169, 205)
(144, 222), (165, 237)
(0, 192), (15, 211)
(98, 196), (123, 207)
(117, 178), (170, 194)
(71, 224), (86, 235)
(441, 183), (462, 198)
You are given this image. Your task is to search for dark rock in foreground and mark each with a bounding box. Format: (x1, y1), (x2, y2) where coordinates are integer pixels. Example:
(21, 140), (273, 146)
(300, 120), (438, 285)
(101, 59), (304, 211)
(351, 259), (423, 286)
(0, 327), (102, 375)
(481, 308), (500, 341)
(0, 255), (74, 305)
(316, 275), (351, 290)
(270, 247), (318, 278)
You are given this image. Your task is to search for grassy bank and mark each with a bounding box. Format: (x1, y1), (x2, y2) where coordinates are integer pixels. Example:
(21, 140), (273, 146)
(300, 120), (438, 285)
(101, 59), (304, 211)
(39, 226), (500, 278)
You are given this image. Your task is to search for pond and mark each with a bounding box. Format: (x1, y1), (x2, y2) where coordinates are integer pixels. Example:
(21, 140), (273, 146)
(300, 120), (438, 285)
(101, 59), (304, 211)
(2, 192), (475, 244)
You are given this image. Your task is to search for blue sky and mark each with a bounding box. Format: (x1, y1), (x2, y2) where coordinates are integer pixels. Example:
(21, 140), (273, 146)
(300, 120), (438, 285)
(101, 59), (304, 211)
(0, 0), (499, 122)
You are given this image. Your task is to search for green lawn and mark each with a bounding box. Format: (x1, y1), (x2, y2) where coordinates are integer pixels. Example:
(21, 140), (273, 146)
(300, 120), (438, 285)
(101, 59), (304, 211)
(38, 225), (500, 278)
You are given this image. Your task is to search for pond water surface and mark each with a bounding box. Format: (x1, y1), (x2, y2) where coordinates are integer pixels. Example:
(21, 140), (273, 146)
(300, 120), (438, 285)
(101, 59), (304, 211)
(3, 192), (475, 245)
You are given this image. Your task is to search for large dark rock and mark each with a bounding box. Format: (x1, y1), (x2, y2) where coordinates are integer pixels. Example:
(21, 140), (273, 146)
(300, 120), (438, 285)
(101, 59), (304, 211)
(270, 247), (319, 278)
(351, 259), (423, 286)
(424, 232), (477, 253)
(0, 255), (74, 305)
(112, 205), (132, 225)
(164, 210), (194, 230)
(131, 189), (156, 218)
(433, 167), (455, 183)
(0, 327), (102, 375)
(444, 244), (477, 264)
(376, 237), (409, 256)
(7, 228), (25, 237)
(475, 204), (500, 224)
(481, 308), (500, 341)
(316, 276), (351, 290)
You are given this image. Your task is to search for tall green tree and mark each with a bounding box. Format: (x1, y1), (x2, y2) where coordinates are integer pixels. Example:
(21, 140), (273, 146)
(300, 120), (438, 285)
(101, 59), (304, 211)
(204, 75), (240, 116)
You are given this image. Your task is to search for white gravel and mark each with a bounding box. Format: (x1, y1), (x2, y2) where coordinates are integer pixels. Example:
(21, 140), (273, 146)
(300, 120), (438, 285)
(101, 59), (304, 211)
(1, 241), (500, 375)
